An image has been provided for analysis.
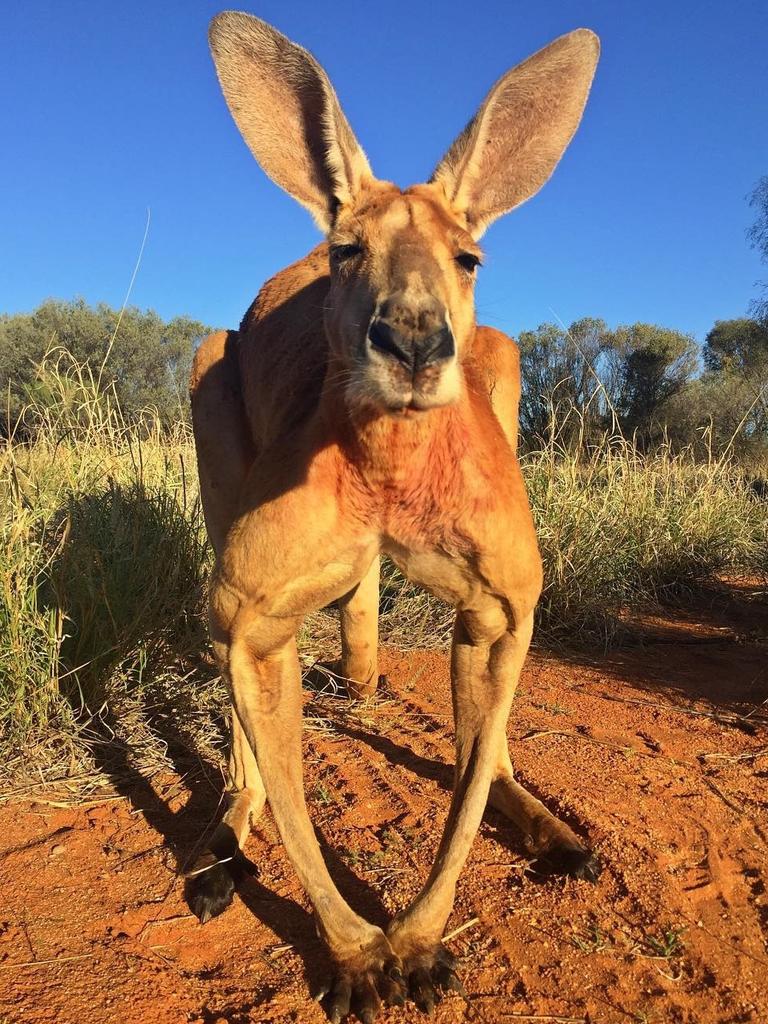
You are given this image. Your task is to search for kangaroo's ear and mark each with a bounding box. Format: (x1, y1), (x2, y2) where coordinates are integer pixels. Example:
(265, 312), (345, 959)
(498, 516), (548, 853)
(209, 11), (373, 232)
(431, 29), (600, 239)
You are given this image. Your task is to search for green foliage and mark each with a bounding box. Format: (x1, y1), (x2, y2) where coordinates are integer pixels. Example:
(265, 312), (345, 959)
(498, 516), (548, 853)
(608, 323), (699, 446)
(54, 479), (209, 708)
(525, 432), (766, 646)
(0, 352), (210, 756)
(518, 317), (609, 444)
(704, 318), (768, 375)
(518, 319), (699, 450)
(662, 319), (768, 460)
(0, 298), (212, 435)
(518, 316), (767, 461)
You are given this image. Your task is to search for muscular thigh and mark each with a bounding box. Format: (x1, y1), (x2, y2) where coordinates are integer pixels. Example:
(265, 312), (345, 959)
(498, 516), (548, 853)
(214, 443), (381, 629)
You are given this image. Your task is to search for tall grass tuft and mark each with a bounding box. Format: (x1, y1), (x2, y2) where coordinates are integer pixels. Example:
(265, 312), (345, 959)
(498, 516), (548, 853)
(525, 431), (767, 646)
(1, 352), (215, 789)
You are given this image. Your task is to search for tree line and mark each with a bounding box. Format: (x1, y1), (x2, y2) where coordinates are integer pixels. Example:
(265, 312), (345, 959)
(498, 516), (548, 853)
(518, 317), (768, 458)
(1, 298), (767, 460)
(516, 173), (768, 461)
(0, 299), (210, 433)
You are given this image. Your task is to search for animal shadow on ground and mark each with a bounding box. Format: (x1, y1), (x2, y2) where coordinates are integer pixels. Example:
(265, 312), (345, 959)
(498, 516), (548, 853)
(330, 717), (592, 877)
(577, 580), (768, 719)
(45, 480), (389, 995)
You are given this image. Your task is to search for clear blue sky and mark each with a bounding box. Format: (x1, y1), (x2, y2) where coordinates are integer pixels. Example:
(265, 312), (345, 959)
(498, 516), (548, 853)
(2, 1), (767, 344)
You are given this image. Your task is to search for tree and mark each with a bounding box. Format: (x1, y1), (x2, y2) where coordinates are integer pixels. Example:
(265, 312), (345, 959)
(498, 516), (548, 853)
(517, 319), (698, 450)
(0, 299), (212, 434)
(607, 323), (699, 447)
(748, 176), (768, 325)
(693, 318), (768, 457)
(518, 318), (610, 446)
(704, 318), (768, 377)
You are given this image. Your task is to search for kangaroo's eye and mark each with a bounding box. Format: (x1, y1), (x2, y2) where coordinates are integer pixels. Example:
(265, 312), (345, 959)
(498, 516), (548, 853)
(456, 252), (481, 274)
(330, 243), (363, 263)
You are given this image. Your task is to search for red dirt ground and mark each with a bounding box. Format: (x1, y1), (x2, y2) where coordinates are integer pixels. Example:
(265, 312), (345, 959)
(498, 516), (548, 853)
(1, 585), (766, 1024)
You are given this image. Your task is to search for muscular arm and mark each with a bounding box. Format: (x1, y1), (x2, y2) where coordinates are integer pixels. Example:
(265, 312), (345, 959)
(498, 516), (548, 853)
(471, 326), (522, 454)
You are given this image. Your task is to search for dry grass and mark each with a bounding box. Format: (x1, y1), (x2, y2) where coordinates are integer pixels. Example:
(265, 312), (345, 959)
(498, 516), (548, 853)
(525, 434), (767, 646)
(1, 353), (766, 797)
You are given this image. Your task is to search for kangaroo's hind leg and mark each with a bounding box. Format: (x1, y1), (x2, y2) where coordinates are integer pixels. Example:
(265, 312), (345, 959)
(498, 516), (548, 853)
(488, 747), (600, 880)
(475, 326), (600, 880)
(187, 330), (266, 921)
(339, 554), (382, 698)
(307, 555), (382, 699)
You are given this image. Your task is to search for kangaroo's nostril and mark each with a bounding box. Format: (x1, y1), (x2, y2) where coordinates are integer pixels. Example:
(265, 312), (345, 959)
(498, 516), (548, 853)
(415, 327), (455, 369)
(368, 319), (414, 369)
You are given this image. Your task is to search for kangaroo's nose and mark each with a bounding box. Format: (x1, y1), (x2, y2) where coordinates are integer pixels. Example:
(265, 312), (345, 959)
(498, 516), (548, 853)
(368, 319), (455, 371)
(367, 297), (455, 372)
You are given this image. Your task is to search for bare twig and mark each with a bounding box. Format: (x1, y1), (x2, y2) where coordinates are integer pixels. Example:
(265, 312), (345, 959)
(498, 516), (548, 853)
(499, 1014), (587, 1023)
(521, 729), (565, 741)
(699, 748), (768, 763)
(0, 952), (94, 970)
(443, 916), (480, 942)
(702, 778), (743, 813)
(136, 913), (194, 936)
(573, 686), (765, 734)
(184, 855), (233, 878)
(267, 943), (293, 959)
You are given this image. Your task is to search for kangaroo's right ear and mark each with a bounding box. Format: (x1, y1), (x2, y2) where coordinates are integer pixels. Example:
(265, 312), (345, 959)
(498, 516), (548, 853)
(209, 11), (373, 233)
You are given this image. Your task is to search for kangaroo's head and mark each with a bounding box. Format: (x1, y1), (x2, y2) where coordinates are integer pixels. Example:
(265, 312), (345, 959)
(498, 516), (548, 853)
(209, 12), (599, 415)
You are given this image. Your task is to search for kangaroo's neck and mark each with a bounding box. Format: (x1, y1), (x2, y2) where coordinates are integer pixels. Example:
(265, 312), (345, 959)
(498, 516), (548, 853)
(321, 380), (473, 492)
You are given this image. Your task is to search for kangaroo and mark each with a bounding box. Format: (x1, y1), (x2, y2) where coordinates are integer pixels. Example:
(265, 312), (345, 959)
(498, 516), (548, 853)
(188, 11), (600, 1020)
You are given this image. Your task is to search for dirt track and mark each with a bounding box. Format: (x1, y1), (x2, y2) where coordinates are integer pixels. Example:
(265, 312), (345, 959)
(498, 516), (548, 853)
(1, 587), (766, 1024)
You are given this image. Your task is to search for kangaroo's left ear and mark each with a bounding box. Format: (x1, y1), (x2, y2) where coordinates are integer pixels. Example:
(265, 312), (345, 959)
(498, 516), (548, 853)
(431, 29), (600, 239)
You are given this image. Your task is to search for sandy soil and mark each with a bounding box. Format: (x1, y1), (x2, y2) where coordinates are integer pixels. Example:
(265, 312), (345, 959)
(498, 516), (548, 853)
(1, 585), (766, 1024)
